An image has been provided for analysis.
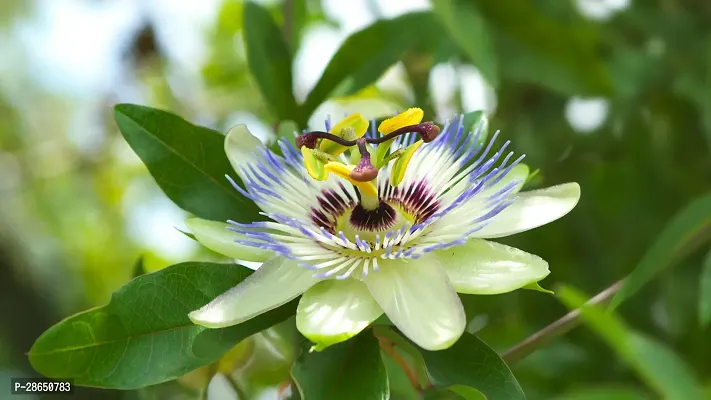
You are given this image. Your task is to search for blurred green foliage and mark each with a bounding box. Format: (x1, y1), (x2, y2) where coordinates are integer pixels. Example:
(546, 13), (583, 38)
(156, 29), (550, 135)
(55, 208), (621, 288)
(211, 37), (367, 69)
(3, 0), (711, 398)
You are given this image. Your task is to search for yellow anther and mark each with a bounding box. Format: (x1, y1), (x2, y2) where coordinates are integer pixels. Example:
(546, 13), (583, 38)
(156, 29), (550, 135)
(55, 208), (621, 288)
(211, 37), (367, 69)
(319, 113), (369, 156)
(377, 107), (424, 134)
(375, 107), (424, 166)
(324, 162), (378, 197)
(390, 140), (423, 186)
(301, 147), (329, 181)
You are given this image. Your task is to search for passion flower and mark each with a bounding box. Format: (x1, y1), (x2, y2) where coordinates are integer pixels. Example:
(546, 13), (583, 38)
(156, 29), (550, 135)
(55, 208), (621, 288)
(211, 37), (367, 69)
(187, 108), (581, 351)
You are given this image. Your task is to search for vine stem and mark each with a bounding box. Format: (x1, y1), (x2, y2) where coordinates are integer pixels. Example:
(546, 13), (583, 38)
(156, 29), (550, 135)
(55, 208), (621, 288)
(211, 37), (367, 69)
(501, 280), (624, 364)
(376, 334), (422, 391)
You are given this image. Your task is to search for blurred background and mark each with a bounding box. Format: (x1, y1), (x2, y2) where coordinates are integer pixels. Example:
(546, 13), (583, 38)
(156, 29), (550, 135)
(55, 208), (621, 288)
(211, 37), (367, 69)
(1, 0), (710, 398)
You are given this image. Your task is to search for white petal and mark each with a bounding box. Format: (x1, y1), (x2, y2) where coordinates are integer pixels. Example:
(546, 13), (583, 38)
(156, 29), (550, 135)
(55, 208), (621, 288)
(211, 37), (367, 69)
(225, 124), (263, 182)
(435, 239), (550, 294)
(363, 254), (466, 351)
(481, 163), (529, 197)
(473, 182), (581, 238)
(185, 218), (272, 262)
(446, 163), (530, 207)
(297, 279), (383, 351)
(189, 257), (320, 328)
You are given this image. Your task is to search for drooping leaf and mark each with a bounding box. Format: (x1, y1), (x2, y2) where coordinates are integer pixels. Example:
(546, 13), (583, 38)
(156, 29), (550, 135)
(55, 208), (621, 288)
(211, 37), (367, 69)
(610, 192), (711, 309)
(113, 104), (261, 223)
(243, 1), (299, 121)
(558, 286), (704, 400)
(432, 0), (498, 86)
(412, 331), (525, 400)
(300, 12), (433, 120)
(291, 331), (389, 400)
(286, 0), (307, 53)
(474, 0), (611, 95)
(29, 262), (297, 389)
(699, 248), (711, 327)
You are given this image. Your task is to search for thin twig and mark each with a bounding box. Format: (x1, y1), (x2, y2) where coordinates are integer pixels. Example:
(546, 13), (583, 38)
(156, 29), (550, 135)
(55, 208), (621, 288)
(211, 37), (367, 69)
(501, 280), (624, 365)
(376, 334), (422, 391)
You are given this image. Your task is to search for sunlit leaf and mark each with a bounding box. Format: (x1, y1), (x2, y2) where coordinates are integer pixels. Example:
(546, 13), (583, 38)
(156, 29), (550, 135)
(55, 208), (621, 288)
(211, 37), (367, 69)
(307, 93), (403, 132)
(113, 104), (261, 223)
(29, 262), (297, 389)
(243, 1), (299, 121)
(432, 0), (498, 86)
(558, 285), (704, 400)
(300, 12), (433, 120)
(610, 192), (711, 309)
(291, 332), (389, 400)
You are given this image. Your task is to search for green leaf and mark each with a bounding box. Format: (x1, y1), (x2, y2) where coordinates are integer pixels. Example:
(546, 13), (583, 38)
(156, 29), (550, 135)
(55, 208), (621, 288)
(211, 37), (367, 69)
(291, 331), (389, 400)
(300, 12), (433, 120)
(449, 385), (487, 400)
(558, 286), (704, 400)
(243, 1), (299, 121)
(29, 262), (297, 389)
(610, 192), (711, 309)
(423, 388), (474, 400)
(268, 119), (300, 155)
(553, 387), (648, 400)
(414, 331), (525, 400)
(432, 0), (498, 86)
(460, 110), (489, 146)
(498, 37), (600, 96)
(113, 104), (261, 223)
(276, 119), (299, 142)
(135, 379), (204, 400)
(699, 248), (711, 327)
(286, 0), (307, 53)
(475, 0), (611, 95)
